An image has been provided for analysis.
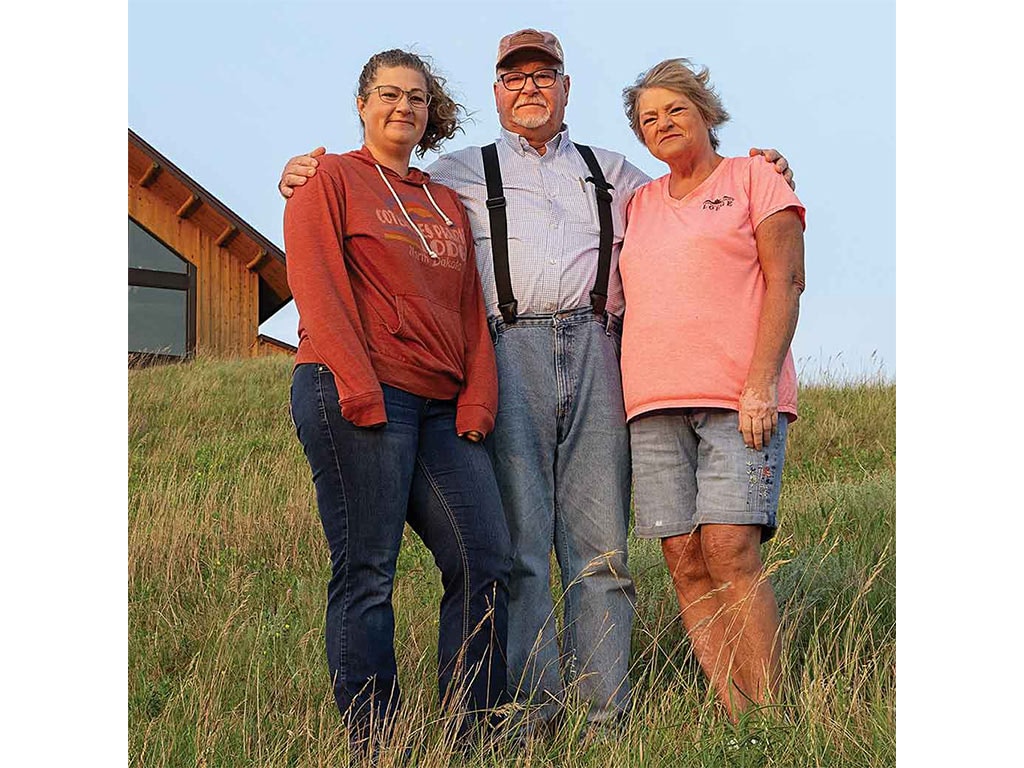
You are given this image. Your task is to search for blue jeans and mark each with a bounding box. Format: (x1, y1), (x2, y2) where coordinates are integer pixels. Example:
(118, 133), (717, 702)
(289, 364), (512, 741)
(488, 307), (635, 725)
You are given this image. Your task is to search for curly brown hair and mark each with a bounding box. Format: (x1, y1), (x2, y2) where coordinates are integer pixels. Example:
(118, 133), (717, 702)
(622, 58), (730, 151)
(357, 49), (466, 158)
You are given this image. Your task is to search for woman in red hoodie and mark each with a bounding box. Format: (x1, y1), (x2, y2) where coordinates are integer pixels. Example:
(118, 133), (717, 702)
(284, 49), (510, 757)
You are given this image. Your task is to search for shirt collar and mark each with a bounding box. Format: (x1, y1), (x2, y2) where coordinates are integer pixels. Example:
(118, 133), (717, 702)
(498, 124), (571, 157)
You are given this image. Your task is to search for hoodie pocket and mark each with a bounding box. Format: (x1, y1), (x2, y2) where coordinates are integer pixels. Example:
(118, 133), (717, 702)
(392, 294), (465, 378)
(363, 290), (401, 334)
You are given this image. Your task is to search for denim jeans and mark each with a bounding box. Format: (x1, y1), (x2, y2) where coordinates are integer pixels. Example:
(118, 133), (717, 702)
(631, 409), (789, 541)
(289, 364), (512, 742)
(488, 307), (636, 725)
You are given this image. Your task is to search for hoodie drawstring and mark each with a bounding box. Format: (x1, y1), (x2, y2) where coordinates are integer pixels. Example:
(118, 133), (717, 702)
(375, 164), (454, 260)
(422, 185), (454, 227)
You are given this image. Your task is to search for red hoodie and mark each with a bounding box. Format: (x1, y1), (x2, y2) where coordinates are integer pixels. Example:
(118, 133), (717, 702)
(283, 146), (497, 435)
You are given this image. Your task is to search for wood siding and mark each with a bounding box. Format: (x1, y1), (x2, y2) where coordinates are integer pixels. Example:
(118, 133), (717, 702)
(251, 335), (298, 358)
(129, 180), (259, 358)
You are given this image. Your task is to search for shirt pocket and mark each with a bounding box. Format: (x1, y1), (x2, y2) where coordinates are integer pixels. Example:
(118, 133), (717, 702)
(580, 184), (626, 246)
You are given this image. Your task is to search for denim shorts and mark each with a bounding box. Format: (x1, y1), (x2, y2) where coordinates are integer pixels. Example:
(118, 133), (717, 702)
(629, 408), (789, 541)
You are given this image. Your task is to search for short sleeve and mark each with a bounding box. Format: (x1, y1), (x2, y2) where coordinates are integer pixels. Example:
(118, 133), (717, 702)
(747, 155), (806, 232)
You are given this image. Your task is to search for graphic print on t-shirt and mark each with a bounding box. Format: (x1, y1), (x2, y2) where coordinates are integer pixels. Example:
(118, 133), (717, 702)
(701, 195), (734, 211)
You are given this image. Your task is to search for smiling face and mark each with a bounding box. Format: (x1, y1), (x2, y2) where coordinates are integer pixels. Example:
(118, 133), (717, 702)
(637, 86), (714, 165)
(493, 52), (570, 145)
(356, 65), (429, 157)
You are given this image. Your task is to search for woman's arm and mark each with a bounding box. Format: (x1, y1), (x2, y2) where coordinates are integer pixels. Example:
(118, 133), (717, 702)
(284, 162), (386, 427)
(739, 207), (805, 450)
(454, 208), (499, 439)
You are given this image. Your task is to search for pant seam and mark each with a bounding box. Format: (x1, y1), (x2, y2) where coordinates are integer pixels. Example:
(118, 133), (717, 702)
(416, 455), (472, 645)
(316, 366), (350, 695)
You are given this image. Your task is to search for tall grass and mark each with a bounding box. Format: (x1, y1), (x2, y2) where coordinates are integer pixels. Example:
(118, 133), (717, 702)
(129, 355), (895, 767)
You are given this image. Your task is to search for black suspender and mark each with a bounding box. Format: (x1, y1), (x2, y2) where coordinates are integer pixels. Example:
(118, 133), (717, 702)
(480, 141), (615, 324)
(481, 143), (517, 324)
(573, 142), (614, 318)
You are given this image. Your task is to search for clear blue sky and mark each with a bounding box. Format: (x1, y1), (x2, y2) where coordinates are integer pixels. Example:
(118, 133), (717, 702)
(128, 0), (895, 380)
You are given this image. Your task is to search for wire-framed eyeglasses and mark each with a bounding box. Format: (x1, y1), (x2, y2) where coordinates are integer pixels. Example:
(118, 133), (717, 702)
(497, 69), (562, 91)
(364, 85), (432, 109)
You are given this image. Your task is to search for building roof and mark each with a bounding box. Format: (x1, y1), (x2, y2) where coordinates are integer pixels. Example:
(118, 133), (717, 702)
(256, 334), (298, 354)
(128, 129), (290, 322)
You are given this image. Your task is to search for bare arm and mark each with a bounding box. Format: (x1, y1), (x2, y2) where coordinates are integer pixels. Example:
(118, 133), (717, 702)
(278, 146), (326, 199)
(738, 207), (805, 450)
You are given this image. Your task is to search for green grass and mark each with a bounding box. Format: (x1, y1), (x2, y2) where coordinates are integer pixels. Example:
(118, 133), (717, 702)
(129, 355), (895, 767)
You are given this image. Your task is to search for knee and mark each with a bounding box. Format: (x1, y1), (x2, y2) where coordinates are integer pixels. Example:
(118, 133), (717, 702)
(485, 521), (513, 585)
(574, 547), (633, 596)
(440, 532), (512, 592)
(661, 534), (709, 586)
(486, 543), (513, 589)
(699, 526), (763, 584)
(470, 546), (512, 614)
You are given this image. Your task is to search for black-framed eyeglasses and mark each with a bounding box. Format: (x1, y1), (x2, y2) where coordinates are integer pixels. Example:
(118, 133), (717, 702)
(497, 69), (562, 91)
(364, 85), (432, 109)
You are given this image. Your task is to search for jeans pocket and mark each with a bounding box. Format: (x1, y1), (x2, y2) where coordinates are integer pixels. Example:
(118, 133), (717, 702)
(290, 364), (323, 441)
(603, 313), (623, 340)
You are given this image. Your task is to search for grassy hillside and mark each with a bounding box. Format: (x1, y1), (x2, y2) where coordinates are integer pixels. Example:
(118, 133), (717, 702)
(128, 356), (895, 767)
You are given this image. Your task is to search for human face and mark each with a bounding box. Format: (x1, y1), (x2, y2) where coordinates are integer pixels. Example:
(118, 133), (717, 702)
(493, 53), (570, 144)
(357, 66), (428, 155)
(636, 87), (713, 165)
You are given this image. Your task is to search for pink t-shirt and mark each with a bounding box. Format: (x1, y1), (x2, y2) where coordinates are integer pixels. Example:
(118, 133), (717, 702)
(619, 155), (806, 422)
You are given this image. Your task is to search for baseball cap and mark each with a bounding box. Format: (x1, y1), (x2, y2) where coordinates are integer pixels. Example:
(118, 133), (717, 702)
(496, 28), (564, 68)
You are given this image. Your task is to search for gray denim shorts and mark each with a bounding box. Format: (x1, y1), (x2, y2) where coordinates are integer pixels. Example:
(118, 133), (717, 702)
(630, 408), (789, 541)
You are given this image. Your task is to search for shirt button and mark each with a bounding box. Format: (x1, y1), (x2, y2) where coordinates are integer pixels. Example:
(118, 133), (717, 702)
(549, 259), (556, 265)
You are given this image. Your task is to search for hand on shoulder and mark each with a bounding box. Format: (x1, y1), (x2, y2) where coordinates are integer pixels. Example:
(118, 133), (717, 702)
(748, 147), (794, 191)
(279, 146), (327, 199)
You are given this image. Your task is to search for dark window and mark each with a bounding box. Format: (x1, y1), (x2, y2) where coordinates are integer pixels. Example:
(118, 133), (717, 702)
(129, 218), (188, 273)
(128, 286), (187, 355)
(128, 218), (195, 361)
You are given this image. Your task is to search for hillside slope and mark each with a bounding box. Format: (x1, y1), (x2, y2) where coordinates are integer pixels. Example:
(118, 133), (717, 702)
(129, 356), (895, 767)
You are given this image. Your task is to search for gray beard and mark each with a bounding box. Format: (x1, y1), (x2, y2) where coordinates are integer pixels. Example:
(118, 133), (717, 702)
(511, 103), (551, 130)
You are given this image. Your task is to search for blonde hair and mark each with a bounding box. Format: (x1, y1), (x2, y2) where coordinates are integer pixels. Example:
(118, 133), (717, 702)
(622, 58), (730, 150)
(357, 49), (466, 157)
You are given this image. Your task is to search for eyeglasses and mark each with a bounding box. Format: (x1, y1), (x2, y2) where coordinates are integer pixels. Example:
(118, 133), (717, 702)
(497, 68), (562, 91)
(364, 85), (432, 109)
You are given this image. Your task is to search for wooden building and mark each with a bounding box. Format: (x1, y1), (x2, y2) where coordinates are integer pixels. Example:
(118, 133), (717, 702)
(128, 129), (293, 364)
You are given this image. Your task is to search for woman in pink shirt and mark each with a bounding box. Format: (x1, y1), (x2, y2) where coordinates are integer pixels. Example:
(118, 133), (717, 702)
(618, 58), (806, 720)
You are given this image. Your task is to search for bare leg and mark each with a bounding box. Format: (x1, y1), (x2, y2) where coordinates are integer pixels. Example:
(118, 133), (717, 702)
(662, 525), (781, 720)
(699, 524), (781, 713)
(662, 531), (735, 715)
